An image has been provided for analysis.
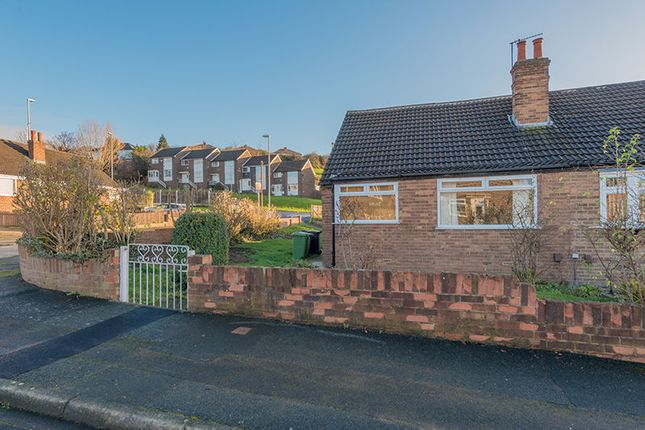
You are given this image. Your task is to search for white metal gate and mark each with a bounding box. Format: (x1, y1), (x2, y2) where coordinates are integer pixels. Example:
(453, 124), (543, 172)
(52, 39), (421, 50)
(119, 244), (194, 311)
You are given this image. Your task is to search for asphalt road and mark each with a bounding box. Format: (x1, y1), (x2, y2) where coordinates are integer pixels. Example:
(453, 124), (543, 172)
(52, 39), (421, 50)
(0, 255), (644, 429)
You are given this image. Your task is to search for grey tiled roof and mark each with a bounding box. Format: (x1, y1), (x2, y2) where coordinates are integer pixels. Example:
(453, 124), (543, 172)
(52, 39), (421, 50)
(322, 80), (645, 184)
(151, 147), (186, 158)
(181, 148), (218, 160)
(244, 154), (280, 166)
(273, 159), (309, 172)
(212, 149), (248, 161)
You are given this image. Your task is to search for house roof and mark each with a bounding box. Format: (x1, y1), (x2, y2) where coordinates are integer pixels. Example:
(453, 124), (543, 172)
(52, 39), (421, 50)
(244, 154), (280, 166)
(322, 80), (645, 184)
(180, 147), (219, 160)
(120, 142), (135, 151)
(275, 147), (303, 157)
(212, 149), (249, 161)
(151, 147), (186, 158)
(0, 139), (118, 187)
(273, 159), (310, 173)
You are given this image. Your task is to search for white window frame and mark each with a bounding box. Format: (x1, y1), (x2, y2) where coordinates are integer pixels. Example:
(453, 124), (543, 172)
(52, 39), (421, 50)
(0, 175), (18, 196)
(147, 170), (159, 181)
(334, 182), (399, 224)
(211, 161), (220, 168)
(151, 158), (159, 165)
(437, 174), (538, 230)
(274, 172), (283, 178)
(181, 159), (189, 166)
(599, 169), (645, 225)
(242, 166), (251, 173)
(224, 161), (235, 184)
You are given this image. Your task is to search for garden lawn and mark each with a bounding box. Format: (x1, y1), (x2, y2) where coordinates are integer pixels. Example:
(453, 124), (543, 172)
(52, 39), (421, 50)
(535, 282), (619, 303)
(232, 193), (321, 213)
(230, 224), (321, 267)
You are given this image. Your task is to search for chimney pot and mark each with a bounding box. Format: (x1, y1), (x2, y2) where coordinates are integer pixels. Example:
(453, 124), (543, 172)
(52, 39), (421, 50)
(533, 37), (543, 59)
(28, 130), (46, 163)
(517, 40), (526, 61)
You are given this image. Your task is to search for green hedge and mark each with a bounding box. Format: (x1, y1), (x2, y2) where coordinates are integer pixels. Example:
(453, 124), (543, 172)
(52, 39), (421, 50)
(172, 212), (229, 264)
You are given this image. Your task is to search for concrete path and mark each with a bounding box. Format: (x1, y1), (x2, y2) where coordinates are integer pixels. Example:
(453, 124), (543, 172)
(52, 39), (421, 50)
(0, 257), (643, 429)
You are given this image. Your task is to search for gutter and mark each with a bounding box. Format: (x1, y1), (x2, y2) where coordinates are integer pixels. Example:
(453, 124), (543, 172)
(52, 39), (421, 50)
(330, 185), (336, 268)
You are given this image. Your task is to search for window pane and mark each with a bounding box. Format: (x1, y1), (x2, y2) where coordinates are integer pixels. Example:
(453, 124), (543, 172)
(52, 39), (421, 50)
(489, 178), (533, 187)
(440, 189), (534, 225)
(606, 177), (626, 187)
(0, 178), (14, 195)
(442, 180), (482, 188)
(368, 184), (394, 192)
(340, 185), (364, 193)
(606, 193), (627, 221)
(338, 195), (396, 221)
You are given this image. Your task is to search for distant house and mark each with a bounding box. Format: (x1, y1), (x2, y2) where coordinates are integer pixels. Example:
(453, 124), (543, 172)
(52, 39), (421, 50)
(147, 144), (209, 188)
(117, 142), (135, 160)
(271, 159), (318, 198)
(242, 154), (282, 194)
(0, 132), (117, 213)
(321, 37), (645, 285)
(208, 148), (251, 192)
(178, 147), (220, 188)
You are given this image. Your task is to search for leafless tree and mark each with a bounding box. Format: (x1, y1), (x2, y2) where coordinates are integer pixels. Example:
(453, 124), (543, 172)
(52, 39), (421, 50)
(75, 120), (120, 174)
(334, 199), (380, 270)
(51, 131), (77, 151)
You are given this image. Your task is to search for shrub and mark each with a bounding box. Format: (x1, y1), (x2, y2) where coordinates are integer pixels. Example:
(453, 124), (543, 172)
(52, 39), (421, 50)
(172, 212), (229, 264)
(14, 157), (111, 258)
(98, 185), (138, 246)
(210, 191), (280, 243)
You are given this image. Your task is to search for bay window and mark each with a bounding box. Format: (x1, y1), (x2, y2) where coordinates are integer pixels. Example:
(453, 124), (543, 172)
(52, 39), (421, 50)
(437, 175), (537, 228)
(334, 182), (398, 224)
(599, 170), (645, 224)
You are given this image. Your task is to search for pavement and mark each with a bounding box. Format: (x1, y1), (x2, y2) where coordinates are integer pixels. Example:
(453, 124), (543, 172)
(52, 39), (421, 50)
(0, 253), (643, 429)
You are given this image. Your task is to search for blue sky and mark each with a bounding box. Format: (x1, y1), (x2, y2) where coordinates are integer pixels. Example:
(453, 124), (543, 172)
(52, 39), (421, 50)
(1, 0), (644, 154)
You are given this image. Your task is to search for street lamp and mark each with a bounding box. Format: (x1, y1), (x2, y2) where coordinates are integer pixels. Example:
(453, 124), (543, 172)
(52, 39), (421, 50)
(262, 134), (271, 209)
(26, 98), (35, 141)
(107, 131), (114, 180)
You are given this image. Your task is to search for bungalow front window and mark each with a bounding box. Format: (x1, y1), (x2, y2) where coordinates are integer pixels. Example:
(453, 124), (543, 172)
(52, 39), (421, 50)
(599, 170), (645, 224)
(437, 175), (537, 228)
(334, 182), (398, 224)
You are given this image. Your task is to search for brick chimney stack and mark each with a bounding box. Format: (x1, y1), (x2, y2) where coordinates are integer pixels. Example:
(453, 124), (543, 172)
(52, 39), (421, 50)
(28, 130), (46, 163)
(511, 37), (551, 126)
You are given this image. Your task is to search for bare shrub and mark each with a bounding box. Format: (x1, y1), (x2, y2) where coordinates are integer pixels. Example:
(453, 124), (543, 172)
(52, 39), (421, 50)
(334, 198), (380, 270)
(584, 127), (645, 304)
(210, 192), (280, 243)
(14, 157), (108, 257)
(99, 185), (138, 245)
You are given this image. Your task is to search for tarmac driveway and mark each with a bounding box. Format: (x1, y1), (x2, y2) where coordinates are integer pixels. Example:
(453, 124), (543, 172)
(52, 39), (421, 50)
(0, 255), (643, 429)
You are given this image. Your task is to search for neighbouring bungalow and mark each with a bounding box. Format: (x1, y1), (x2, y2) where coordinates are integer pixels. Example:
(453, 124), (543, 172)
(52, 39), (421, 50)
(0, 131), (117, 213)
(321, 38), (645, 284)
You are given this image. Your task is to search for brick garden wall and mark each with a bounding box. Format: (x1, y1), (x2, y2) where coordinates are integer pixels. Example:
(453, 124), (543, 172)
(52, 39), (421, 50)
(188, 257), (645, 363)
(19, 246), (120, 301)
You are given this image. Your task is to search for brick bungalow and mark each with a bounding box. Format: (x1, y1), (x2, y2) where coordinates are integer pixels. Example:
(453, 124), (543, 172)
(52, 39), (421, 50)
(271, 159), (319, 198)
(321, 38), (645, 284)
(0, 131), (117, 213)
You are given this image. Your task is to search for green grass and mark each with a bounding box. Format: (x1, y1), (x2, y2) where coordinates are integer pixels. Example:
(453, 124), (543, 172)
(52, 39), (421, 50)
(230, 224), (321, 267)
(535, 281), (619, 303)
(232, 193), (321, 213)
(128, 264), (187, 308)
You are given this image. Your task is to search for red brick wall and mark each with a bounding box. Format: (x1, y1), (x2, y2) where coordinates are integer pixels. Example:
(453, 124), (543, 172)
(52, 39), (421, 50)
(322, 169), (610, 285)
(19, 246), (120, 301)
(187, 259), (645, 363)
(135, 227), (174, 244)
(511, 57), (550, 125)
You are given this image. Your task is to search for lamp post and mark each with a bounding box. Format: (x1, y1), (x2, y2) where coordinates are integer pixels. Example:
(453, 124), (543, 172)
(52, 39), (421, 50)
(107, 131), (114, 180)
(262, 134), (271, 208)
(26, 98), (35, 141)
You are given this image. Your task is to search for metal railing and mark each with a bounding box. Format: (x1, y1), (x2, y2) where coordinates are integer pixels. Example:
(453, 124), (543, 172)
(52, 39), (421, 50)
(120, 244), (194, 311)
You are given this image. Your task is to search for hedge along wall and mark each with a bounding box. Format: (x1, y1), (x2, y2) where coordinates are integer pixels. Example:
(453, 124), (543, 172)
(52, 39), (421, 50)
(19, 246), (120, 301)
(188, 255), (645, 363)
